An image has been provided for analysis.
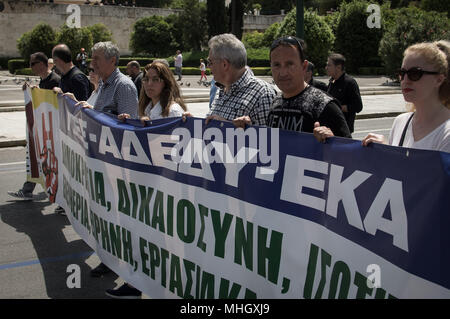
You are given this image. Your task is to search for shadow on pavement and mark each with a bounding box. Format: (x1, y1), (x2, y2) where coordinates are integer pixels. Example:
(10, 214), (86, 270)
(0, 195), (119, 298)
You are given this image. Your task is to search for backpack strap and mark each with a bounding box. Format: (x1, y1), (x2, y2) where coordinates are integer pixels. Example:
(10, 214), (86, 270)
(399, 112), (414, 147)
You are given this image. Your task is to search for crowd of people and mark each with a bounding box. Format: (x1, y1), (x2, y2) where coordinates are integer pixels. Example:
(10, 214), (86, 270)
(7, 34), (450, 298)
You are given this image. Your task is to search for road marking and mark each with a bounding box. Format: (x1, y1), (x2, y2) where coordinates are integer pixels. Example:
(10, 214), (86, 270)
(0, 161), (25, 166)
(0, 251), (95, 271)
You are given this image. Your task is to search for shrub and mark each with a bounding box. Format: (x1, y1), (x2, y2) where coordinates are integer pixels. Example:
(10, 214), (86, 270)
(250, 67), (271, 76)
(56, 25), (93, 61)
(247, 48), (270, 67)
(86, 23), (113, 45)
(262, 22), (281, 47)
(243, 31), (265, 49)
(17, 23), (57, 61)
(333, 0), (385, 73)
(8, 59), (27, 74)
(379, 6), (450, 78)
(276, 7), (335, 73)
(15, 68), (34, 76)
(421, 0), (450, 17)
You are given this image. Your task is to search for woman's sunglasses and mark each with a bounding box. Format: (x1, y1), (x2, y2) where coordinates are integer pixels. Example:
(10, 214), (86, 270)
(397, 67), (440, 81)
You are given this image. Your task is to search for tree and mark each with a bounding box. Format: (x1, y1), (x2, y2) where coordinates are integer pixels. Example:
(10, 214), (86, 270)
(56, 25), (93, 61)
(179, 0), (208, 51)
(229, 0), (245, 39)
(207, 0), (227, 38)
(421, 0), (450, 17)
(379, 6), (450, 78)
(130, 16), (173, 56)
(17, 23), (57, 61)
(86, 23), (113, 45)
(276, 7), (335, 73)
(333, 0), (385, 73)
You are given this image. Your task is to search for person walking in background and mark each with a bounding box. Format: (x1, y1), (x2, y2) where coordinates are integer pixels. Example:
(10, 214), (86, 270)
(126, 60), (143, 95)
(76, 47), (88, 74)
(362, 41), (450, 152)
(305, 61), (328, 92)
(326, 53), (363, 133)
(198, 58), (207, 84)
(174, 50), (183, 81)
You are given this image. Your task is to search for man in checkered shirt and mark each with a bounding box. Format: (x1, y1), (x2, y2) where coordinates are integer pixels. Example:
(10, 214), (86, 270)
(205, 33), (276, 125)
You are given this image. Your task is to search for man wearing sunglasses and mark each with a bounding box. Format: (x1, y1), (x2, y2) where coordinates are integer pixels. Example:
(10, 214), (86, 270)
(326, 53), (363, 133)
(7, 52), (61, 201)
(233, 36), (351, 141)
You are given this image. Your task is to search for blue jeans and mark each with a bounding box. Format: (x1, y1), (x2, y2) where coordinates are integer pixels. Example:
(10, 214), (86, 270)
(209, 78), (217, 108)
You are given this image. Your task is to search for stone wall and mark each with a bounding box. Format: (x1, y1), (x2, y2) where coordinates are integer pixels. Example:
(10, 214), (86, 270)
(0, 1), (283, 58)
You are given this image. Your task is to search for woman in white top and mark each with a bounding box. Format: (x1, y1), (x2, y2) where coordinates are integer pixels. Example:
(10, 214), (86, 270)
(362, 40), (450, 152)
(119, 61), (187, 122)
(86, 63), (100, 106)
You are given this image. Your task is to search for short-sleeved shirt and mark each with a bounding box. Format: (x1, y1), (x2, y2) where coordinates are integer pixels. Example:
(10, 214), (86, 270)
(95, 68), (138, 118)
(267, 85), (351, 138)
(208, 69), (276, 126)
(175, 54), (183, 68)
(60, 66), (91, 101)
(39, 71), (60, 90)
(144, 101), (184, 120)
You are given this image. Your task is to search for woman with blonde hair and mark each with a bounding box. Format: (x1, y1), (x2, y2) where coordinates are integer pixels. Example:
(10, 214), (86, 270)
(119, 61), (187, 122)
(362, 40), (450, 152)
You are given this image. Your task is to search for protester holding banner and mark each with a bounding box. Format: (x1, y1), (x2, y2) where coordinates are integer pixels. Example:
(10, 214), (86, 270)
(118, 61), (187, 124)
(77, 41), (138, 119)
(362, 41), (450, 152)
(8, 52), (61, 201)
(233, 36), (351, 141)
(52, 44), (91, 102)
(203, 33), (276, 125)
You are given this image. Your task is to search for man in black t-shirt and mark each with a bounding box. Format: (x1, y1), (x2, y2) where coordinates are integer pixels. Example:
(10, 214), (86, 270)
(233, 36), (351, 140)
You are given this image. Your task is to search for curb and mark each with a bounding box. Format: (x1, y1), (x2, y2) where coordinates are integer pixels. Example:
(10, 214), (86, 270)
(0, 139), (27, 148)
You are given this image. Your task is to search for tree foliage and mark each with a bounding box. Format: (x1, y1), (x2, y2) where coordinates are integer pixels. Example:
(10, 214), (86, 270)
(207, 0), (227, 38)
(421, 0), (450, 17)
(379, 6), (450, 78)
(130, 15), (173, 56)
(333, 0), (385, 73)
(17, 23), (57, 61)
(276, 7), (335, 73)
(86, 23), (113, 45)
(179, 0), (207, 51)
(56, 25), (93, 61)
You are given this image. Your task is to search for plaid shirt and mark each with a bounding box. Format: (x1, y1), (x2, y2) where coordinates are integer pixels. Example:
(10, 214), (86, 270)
(208, 69), (276, 125)
(95, 68), (138, 118)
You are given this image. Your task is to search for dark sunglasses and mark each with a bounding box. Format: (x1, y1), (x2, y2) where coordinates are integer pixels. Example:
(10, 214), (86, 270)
(30, 61), (40, 67)
(270, 36), (305, 61)
(396, 67), (440, 81)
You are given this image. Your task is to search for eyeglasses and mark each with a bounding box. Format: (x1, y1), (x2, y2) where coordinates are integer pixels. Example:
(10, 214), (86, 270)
(30, 61), (40, 67)
(142, 76), (163, 84)
(396, 67), (440, 81)
(270, 36), (305, 61)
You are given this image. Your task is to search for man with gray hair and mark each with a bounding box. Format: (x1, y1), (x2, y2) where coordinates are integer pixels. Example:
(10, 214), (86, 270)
(206, 33), (276, 125)
(80, 41), (138, 118)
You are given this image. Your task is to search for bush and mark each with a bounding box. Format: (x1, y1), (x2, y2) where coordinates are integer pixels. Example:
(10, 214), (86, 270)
(15, 68), (34, 76)
(250, 67), (271, 76)
(86, 23), (113, 44)
(247, 48), (270, 67)
(17, 23), (57, 61)
(276, 7), (335, 73)
(379, 6), (450, 78)
(56, 25), (93, 61)
(334, 0), (385, 73)
(0, 56), (19, 71)
(8, 59), (27, 74)
(243, 31), (265, 49)
(262, 22), (280, 47)
(421, 0), (450, 17)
